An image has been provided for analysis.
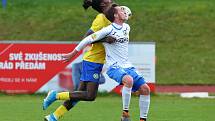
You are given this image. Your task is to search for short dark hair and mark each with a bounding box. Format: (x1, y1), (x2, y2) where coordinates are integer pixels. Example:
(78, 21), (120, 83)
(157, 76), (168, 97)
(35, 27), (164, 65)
(82, 0), (103, 13)
(104, 3), (118, 22)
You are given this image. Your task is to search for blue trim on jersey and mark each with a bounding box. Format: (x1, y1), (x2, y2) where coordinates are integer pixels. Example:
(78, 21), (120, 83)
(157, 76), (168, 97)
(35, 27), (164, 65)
(106, 28), (113, 36)
(87, 29), (95, 33)
(111, 24), (122, 30)
(80, 60), (103, 83)
(106, 66), (146, 92)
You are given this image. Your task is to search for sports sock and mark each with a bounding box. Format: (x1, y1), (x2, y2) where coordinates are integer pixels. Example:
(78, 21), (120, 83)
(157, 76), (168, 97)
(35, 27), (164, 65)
(122, 86), (132, 111)
(56, 92), (70, 100)
(139, 95), (150, 119)
(53, 105), (68, 120)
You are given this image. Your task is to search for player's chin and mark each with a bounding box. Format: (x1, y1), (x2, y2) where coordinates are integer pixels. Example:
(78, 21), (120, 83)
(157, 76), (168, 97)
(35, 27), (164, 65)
(123, 16), (128, 21)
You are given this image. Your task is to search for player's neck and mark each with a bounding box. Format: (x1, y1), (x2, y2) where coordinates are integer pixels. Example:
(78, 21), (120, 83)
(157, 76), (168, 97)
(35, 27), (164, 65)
(114, 19), (123, 26)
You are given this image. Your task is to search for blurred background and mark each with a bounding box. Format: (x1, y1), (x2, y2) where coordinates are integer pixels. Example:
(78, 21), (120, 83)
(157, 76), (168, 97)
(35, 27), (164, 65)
(0, 0), (215, 121)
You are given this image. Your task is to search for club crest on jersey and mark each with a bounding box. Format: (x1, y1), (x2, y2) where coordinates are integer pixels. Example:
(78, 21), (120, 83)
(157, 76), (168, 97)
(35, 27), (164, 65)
(93, 73), (99, 79)
(91, 34), (97, 40)
(123, 30), (127, 36)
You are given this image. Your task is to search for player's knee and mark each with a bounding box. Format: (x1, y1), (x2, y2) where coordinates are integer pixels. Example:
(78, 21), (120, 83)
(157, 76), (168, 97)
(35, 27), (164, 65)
(122, 75), (133, 88)
(139, 84), (150, 95)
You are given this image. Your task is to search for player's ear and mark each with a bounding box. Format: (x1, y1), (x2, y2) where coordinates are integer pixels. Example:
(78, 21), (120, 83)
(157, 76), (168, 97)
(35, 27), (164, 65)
(114, 14), (117, 18)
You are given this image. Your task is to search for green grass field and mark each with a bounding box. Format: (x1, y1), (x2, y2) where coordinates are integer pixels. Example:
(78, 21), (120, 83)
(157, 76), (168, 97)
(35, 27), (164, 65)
(0, 0), (215, 85)
(0, 94), (214, 121)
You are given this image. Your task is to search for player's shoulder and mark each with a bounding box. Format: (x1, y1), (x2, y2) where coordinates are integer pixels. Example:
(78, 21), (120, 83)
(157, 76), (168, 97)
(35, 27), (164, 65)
(102, 24), (113, 34)
(95, 13), (106, 20)
(123, 23), (130, 28)
(123, 23), (130, 30)
(91, 14), (107, 32)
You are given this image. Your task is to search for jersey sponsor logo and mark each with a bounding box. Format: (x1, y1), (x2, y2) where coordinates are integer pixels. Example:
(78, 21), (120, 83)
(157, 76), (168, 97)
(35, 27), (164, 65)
(115, 37), (129, 43)
(93, 73), (99, 79)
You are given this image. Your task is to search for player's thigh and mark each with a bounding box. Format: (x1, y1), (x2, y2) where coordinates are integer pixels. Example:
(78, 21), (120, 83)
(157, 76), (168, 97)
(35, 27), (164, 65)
(86, 82), (99, 97)
(78, 81), (87, 91)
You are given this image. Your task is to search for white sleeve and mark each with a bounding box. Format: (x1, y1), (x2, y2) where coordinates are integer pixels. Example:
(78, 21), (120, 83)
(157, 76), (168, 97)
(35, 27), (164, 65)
(75, 25), (113, 51)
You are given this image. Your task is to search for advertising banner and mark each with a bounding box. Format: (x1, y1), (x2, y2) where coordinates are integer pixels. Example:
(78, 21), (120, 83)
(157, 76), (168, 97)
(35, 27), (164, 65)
(0, 42), (81, 93)
(0, 41), (155, 94)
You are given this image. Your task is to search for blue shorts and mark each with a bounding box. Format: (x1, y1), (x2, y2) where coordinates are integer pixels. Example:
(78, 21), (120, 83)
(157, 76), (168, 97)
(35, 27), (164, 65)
(80, 60), (103, 83)
(106, 66), (146, 92)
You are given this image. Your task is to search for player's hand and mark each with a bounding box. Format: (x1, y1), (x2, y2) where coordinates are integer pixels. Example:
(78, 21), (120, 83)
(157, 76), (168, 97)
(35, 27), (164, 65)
(62, 50), (78, 63)
(105, 36), (116, 44)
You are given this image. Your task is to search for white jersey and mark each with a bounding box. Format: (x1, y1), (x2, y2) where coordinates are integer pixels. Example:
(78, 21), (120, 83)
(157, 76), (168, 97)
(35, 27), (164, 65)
(75, 23), (132, 68)
(102, 23), (132, 68)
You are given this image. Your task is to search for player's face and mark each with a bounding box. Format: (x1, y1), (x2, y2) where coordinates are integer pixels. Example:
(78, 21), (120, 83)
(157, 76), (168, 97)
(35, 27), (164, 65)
(100, 0), (112, 8)
(115, 6), (126, 21)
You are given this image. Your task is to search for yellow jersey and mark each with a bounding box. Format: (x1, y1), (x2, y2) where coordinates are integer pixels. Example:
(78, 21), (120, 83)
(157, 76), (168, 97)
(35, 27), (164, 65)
(83, 13), (111, 64)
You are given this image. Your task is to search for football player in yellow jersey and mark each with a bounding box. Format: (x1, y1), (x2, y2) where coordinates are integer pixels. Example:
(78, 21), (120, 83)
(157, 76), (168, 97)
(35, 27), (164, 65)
(43, 0), (114, 121)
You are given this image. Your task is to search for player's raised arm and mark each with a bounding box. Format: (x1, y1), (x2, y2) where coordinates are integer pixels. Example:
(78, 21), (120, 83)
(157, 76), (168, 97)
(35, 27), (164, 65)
(62, 25), (112, 62)
(75, 26), (112, 51)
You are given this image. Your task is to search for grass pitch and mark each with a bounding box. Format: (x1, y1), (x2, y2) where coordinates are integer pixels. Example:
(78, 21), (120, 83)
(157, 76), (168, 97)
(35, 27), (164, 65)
(0, 94), (214, 121)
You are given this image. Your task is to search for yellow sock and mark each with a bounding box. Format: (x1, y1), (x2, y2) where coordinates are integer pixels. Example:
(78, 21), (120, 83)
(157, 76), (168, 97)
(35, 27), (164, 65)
(56, 92), (70, 100)
(53, 105), (68, 119)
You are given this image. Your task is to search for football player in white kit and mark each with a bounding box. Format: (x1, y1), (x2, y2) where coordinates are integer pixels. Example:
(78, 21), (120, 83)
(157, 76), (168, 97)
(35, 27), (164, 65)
(63, 4), (150, 121)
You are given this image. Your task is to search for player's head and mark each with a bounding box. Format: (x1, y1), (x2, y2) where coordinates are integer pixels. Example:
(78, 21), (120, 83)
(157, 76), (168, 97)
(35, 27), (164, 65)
(82, 0), (113, 13)
(105, 4), (126, 22)
(121, 6), (132, 20)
